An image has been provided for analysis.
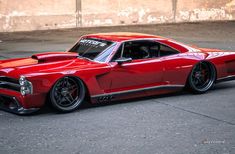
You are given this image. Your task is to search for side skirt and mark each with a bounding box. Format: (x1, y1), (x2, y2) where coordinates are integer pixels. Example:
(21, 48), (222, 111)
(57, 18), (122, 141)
(91, 84), (184, 103)
(216, 75), (235, 83)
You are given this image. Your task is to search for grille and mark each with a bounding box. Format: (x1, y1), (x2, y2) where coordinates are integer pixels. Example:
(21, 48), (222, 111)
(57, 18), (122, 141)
(0, 76), (20, 92)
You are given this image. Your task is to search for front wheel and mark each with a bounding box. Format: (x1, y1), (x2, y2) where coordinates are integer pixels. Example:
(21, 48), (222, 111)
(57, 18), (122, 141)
(50, 77), (86, 112)
(188, 62), (216, 94)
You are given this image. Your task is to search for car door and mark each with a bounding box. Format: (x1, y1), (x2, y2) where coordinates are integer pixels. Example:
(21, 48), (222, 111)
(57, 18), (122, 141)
(107, 40), (165, 94)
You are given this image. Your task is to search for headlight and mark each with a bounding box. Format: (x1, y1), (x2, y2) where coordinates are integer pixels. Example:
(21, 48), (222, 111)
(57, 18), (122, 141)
(19, 76), (33, 96)
(19, 76), (26, 86)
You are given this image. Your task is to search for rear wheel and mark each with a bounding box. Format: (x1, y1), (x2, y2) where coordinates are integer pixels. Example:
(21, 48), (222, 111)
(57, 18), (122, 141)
(50, 77), (85, 112)
(188, 62), (216, 94)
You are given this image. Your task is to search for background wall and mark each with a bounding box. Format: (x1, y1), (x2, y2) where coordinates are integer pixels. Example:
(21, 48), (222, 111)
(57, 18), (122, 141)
(0, 0), (234, 32)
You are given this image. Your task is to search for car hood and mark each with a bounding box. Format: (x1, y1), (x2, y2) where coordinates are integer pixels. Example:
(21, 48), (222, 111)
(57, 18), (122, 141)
(0, 52), (104, 78)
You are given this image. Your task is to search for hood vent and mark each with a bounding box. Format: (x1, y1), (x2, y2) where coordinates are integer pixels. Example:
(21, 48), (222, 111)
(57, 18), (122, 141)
(32, 52), (78, 63)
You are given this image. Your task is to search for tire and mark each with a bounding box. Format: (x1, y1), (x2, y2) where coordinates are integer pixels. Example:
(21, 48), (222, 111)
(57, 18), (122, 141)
(50, 76), (86, 112)
(188, 61), (216, 94)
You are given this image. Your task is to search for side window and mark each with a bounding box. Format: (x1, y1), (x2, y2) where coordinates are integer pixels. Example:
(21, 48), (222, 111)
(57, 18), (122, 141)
(111, 40), (179, 62)
(122, 41), (150, 60)
(159, 44), (179, 57)
(112, 41), (154, 61)
(149, 44), (160, 58)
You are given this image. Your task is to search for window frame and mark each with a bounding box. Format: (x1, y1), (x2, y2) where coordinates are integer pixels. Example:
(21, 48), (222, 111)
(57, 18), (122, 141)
(158, 43), (180, 57)
(109, 39), (181, 63)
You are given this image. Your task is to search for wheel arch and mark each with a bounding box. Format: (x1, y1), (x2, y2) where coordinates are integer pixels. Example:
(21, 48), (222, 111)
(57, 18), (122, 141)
(46, 75), (91, 105)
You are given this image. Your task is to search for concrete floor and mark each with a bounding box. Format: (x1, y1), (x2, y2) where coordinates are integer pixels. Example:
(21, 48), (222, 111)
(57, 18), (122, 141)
(0, 21), (235, 154)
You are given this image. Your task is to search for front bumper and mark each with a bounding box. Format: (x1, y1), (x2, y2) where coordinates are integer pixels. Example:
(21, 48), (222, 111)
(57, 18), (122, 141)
(0, 88), (45, 115)
(0, 94), (39, 114)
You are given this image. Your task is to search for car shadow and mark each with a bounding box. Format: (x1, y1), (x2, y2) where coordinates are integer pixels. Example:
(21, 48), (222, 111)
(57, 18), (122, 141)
(32, 91), (183, 116)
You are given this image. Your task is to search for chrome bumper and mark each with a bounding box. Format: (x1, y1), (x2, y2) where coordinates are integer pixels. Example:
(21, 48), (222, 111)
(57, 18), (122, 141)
(0, 95), (39, 115)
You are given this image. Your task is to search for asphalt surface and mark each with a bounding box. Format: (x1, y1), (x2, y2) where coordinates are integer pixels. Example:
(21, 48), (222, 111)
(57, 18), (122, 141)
(0, 21), (235, 154)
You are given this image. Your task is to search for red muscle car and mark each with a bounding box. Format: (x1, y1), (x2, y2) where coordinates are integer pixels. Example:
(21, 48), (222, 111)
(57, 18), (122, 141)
(0, 32), (235, 114)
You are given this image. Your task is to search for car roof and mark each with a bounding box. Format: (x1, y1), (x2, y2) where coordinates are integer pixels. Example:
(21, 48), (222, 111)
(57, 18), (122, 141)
(82, 32), (201, 53)
(84, 32), (166, 42)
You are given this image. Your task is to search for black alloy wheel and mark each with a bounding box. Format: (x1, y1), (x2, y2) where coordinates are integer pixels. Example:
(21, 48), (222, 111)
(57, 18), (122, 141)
(50, 77), (85, 112)
(188, 62), (216, 94)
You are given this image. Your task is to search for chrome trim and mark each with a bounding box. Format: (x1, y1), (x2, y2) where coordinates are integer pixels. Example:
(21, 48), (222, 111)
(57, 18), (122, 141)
(91, 84), (184, 98)
(216, 75), (235, 83)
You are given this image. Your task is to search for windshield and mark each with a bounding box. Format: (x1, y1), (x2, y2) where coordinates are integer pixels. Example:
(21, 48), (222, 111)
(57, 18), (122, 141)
(69, 38), (115, 62)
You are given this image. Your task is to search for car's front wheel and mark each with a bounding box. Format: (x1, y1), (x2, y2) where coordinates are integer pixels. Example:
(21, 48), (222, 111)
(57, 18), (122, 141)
(188, 61), (216, 94)
(50, 77), (85, 112)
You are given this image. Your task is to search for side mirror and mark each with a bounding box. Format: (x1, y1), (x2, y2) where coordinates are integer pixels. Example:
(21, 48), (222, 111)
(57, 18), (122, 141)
(115, 57), (132, 65)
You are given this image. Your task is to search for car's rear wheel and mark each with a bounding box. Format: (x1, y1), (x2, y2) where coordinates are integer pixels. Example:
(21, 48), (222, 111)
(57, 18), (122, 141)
(50, 77), (85, 112)
(188, 61), (216, 94)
